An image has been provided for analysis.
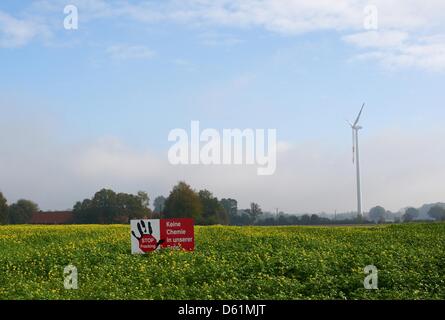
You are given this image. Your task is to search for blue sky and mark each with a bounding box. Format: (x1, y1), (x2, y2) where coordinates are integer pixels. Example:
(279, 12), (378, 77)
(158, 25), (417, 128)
(1, 0), (445, 213)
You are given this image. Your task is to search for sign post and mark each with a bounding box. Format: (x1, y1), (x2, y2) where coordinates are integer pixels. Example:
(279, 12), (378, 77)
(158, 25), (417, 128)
(131, 218), (194, 254)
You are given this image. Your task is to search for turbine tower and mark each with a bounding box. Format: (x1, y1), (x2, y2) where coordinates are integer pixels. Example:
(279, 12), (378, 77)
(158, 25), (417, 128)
(348, 103), (365, 217)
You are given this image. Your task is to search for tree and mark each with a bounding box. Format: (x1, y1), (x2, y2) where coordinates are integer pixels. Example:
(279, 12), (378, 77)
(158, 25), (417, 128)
(403, 207), (419, 222)
(153, 196), (166, 214)
(0, 192), (8, 224)
(164, 182), (202, 220)
(245, 202), (262, 224)
(73, 189), (150, 224)
(117, 192), (151, 222)
(73, 199), (94, 223)
(91, 189), (119, 223)
(137, 191), (150, 209)
(300, 214), (311, 225)
(198, 190), (228, 225)
(368, 206), (386, 223)
(310, 214), (320, 224)
(8, 199), (39, 224)
(427, 205), (445, 221)
(220, 198), (238, 216)
(229, 210), (251, 226)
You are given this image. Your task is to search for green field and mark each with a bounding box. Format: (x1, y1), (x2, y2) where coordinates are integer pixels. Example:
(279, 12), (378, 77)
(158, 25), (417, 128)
(0, 223), (444, 300)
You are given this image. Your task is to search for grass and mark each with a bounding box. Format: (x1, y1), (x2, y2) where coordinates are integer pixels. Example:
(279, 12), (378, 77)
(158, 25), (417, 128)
(0, 223), (444, 300)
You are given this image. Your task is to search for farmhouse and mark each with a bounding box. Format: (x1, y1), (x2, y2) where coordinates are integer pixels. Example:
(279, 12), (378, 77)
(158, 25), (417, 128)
(30, 211), (74, 224)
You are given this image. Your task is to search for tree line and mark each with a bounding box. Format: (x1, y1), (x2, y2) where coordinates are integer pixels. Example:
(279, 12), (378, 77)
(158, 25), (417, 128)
(0, 193), (39, 224)
(72, 182), (234, 225)
(366, 205), (445, 223)
(1, 182), (445, 225)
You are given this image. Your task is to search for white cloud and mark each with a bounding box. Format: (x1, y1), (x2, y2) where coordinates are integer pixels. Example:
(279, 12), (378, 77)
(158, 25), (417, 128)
(172, 58), (192, 67)
(73, 137), (164, 180)
(106, 44), (155, 61)
(104, 0), (445, 35)
(198, 31), (243, 47)
(343, 30), (409, 49)
(344, 31), (445, 71)
(66, 0), (445, 72)
(0, 11), (47, 48)
(7, 0), (445, 71)
(277, 141), (293, 153)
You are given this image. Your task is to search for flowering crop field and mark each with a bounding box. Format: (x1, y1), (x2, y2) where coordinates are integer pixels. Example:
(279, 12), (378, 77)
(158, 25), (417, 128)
(0, 223), (444, 300)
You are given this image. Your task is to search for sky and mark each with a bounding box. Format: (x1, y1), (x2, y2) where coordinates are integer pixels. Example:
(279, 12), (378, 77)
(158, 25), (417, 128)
(1, 0), (445, 213)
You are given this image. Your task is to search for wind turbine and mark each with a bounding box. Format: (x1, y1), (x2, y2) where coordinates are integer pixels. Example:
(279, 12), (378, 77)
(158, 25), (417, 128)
(348, 103), (365, 218)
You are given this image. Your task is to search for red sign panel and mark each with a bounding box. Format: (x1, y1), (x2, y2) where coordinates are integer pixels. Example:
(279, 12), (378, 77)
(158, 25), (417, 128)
(160, 218), (195, 251)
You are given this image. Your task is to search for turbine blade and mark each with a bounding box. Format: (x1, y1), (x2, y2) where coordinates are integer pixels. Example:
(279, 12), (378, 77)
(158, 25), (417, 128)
(353, 103), (365, 126)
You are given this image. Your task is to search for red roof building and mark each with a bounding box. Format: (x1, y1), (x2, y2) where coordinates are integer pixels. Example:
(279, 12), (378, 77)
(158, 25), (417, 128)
(30, 211), (74, 224)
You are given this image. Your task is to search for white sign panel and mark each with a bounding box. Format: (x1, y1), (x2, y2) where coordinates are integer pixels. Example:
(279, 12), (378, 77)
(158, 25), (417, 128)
(131, 219), (162, 254)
